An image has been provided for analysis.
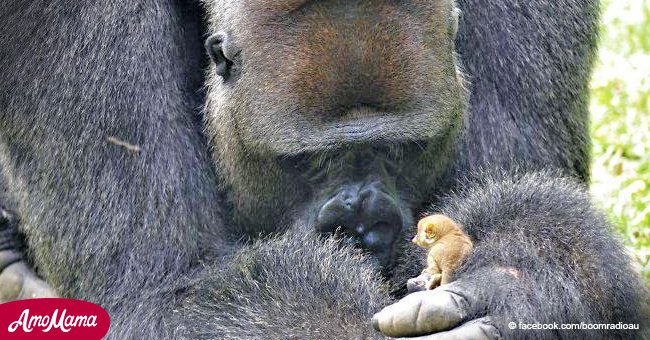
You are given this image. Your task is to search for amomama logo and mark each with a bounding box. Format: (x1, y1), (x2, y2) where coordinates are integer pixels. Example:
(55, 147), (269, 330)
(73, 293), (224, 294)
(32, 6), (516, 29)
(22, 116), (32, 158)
(0, 298), (110, 339)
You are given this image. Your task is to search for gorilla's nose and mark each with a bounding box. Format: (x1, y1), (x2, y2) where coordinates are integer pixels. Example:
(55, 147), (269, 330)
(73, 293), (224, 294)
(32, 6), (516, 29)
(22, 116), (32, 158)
(316, 182), (404, 268)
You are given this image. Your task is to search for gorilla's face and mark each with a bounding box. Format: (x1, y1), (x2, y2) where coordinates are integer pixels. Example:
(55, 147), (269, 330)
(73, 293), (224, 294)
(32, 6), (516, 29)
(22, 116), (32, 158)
(205, 0), (467, 270)
(211, 0), (464, 154)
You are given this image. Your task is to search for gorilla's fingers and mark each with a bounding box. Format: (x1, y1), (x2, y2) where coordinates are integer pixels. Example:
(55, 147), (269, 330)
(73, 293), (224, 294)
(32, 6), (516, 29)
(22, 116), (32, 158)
(395, 317), (501, 340)
(0, 261), (59, 303)
(17, 263), (59, 300)
(372, 284), (473, 337)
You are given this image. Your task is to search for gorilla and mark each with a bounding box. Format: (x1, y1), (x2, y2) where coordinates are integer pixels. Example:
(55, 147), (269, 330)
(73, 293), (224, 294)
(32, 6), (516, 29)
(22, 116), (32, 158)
(0, 0), (647, 339)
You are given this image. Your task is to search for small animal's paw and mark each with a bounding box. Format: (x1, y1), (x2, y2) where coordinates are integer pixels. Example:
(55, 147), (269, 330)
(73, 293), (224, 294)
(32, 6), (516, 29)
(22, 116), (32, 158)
(407, 273), (431, 293)
(407, 272), (442, 293)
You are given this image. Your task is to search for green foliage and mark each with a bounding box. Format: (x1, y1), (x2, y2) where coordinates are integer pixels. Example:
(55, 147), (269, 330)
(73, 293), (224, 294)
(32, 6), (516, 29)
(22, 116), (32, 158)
(590, 0), (650, 282)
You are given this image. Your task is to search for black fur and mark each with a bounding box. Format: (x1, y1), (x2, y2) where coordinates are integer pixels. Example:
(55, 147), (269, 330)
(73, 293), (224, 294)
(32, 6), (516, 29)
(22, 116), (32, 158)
(0, 0), (226, 335)
(436, 171), (647, 339)
(452, 0), (597, 181)
(0, 0), (646, 339)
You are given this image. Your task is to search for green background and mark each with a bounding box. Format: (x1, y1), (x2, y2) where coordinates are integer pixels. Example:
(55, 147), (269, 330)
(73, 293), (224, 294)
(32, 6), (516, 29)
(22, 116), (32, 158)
(590, 0), (649, 283)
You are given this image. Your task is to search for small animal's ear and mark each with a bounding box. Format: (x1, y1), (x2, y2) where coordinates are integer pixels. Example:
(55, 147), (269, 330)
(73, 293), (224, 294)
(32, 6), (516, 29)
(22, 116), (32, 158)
(205, 32), (236, 81)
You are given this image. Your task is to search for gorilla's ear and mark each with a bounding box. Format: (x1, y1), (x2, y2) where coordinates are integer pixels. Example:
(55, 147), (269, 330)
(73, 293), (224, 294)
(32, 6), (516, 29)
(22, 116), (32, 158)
(451, 7), (461, 38)
(205, 32), (236, 81)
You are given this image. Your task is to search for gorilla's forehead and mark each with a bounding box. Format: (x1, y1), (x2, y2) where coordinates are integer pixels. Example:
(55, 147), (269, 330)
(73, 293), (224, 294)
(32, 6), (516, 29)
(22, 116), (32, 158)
(216, 0), (453, 25)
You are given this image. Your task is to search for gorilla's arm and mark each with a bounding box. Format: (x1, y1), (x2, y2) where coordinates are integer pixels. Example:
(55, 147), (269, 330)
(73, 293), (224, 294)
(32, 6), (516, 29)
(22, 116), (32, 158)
(374, 172), (648, 339)
(174, 233), (390, 339)
(0, 2), (386, 338)
(370, 1), (646, 337)
(0, 0), (223, 322)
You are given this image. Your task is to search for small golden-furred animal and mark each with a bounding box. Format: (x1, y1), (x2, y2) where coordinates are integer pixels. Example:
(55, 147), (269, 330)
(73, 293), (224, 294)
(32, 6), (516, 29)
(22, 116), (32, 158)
(411, 214), (473, 290)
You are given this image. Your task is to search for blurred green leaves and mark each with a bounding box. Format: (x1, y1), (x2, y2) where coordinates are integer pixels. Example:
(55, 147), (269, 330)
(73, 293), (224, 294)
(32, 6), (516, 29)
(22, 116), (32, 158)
(590, 0), (650, 282)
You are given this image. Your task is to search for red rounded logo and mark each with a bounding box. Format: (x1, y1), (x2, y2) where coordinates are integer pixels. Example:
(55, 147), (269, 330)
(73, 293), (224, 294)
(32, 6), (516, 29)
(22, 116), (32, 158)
(0, 298), (110, 339)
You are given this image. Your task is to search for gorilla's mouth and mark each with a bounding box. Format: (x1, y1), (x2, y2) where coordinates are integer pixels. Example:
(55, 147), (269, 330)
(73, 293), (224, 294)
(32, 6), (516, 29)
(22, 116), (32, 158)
(275, 140), (440, 271)
(257, 107), (453, 156)
(317, 112), (441, 148)
(314, 180), (409, 270)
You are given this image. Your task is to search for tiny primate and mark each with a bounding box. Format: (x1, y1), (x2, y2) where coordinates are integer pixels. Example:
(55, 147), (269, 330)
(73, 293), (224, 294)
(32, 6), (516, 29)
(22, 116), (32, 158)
(407, 214), (473, 292)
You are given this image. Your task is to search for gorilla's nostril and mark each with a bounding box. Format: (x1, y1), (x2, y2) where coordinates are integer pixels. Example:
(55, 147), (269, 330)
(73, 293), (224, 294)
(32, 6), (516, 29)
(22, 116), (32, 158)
(341, 189), (360, 211)
(344, 198), (355, 210)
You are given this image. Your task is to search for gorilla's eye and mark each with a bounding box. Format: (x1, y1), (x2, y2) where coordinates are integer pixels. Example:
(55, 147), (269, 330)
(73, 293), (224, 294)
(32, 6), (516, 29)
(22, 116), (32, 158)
(205, 32), (235, 81)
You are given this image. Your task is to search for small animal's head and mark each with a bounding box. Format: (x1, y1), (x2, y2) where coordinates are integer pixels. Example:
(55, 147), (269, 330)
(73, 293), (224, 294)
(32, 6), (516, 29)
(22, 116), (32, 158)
(412, 219), (438, 249)
(412, 215), (458, 248)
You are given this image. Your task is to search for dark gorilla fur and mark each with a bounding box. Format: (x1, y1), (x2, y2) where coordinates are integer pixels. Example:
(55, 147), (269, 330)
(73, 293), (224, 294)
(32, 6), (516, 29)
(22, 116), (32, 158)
(0, 1), (647, 340)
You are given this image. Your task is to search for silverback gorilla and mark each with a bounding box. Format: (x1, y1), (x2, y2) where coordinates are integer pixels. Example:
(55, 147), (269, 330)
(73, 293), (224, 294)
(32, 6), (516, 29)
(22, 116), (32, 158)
(0, 0), (647, 339)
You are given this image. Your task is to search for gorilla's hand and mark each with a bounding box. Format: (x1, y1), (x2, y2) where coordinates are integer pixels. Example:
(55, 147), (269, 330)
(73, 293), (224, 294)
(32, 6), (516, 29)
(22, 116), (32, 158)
(372, 269), (507, 339)
(0, 251), (59, 303)
(374, 173), (649, 339)
(0, 208), (58, 302)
